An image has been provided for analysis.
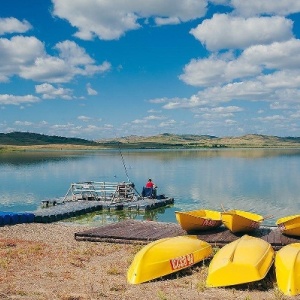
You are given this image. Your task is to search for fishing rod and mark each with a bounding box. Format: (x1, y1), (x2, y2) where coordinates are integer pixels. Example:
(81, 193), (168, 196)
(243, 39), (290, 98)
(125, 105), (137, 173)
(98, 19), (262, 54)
(118, 140), (130, 182)
(117, 139), (142, 196)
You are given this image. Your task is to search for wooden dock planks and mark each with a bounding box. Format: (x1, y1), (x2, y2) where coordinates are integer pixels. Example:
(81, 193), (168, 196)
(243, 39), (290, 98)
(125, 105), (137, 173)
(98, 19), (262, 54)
(75, 219), (300, 249)
(75, 219), (186, 244)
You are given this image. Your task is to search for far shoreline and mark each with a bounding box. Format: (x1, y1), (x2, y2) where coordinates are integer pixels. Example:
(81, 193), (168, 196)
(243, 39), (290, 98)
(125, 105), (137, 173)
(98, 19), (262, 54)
(2, 143), (300, 153)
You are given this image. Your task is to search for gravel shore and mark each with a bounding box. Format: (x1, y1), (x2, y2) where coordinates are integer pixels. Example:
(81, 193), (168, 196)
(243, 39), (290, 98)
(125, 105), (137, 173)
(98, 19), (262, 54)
(0, 223), (285, 300)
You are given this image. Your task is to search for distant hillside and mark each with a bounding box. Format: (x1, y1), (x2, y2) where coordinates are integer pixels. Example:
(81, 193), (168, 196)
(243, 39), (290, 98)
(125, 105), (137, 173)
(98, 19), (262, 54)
(0, 132), (97, 146)
(98, 133), (300, 148)
(1, 132), (300, 149)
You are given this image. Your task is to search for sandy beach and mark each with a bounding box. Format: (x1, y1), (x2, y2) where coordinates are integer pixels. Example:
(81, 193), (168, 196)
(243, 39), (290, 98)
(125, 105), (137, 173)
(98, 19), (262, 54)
(0, 223), (287, 300)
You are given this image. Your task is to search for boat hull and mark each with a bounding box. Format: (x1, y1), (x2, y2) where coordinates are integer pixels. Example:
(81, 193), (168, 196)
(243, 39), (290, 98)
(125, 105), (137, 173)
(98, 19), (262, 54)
(175, 209), (222, 232)
(275, 243), (300, 296)
(276, 214), (300, 237)
(221, 210), (263, 233)
(206, 235), (274, 287)
(127, 235), (212, 284)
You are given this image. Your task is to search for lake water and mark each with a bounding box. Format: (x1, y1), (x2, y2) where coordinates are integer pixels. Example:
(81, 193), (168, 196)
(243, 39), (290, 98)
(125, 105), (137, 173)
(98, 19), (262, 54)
(1, 148), (300, 226)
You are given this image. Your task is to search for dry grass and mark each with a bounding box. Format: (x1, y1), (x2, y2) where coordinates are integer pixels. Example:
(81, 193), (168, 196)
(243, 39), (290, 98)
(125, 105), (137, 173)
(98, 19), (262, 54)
(0, 223), (290, 300)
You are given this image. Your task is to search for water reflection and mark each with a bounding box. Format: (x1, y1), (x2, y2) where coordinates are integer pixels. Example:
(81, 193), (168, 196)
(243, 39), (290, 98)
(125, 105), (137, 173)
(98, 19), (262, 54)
(1, 148), (300, 226)
(65, 205), (174, 226)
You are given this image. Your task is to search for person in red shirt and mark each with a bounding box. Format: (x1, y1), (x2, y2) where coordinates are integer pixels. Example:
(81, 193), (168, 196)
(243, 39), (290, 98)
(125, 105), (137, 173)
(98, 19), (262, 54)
(145, 178), (156, 188)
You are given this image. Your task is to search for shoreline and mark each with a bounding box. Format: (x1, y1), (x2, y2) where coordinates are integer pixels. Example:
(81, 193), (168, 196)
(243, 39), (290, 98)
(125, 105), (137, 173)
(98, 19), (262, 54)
(0, 222), (284, 300)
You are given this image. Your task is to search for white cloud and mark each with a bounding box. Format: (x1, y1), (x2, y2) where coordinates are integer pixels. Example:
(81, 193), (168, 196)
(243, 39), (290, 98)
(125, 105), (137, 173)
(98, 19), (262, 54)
(257, 115), (286, 122)
(158, 119), (176, 127)
(154, 17), (180, 26)
(78, 115), (91, 122)
(241, 39), (300, 70)
(180, 39), (300, 88)
(0, 37), (111, 83)
(86, 83), (98, 95)
(190, 14), (293, 51)
(0, 36), (44, 82)
(231, 0), (300, 17)
(52, 0), (207, 40)
(0, 94), (40, 105)
(20, 40), (111, 83)
(35, 83), (73, 99)
(14, 120), (33, 126)
(0, 17), (32, 35)
(179, 54), (260, 87)
(145, 115), (165, 121)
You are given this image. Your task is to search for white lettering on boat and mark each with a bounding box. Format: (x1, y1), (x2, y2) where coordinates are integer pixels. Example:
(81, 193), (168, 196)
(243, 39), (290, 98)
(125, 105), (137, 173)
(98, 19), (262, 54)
(170, 253), (194, 270)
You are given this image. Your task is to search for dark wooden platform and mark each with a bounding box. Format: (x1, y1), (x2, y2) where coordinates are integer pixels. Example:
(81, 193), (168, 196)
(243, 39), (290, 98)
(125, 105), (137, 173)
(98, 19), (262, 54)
(74, 220), (300, 249)
(75, 219), (186, 244)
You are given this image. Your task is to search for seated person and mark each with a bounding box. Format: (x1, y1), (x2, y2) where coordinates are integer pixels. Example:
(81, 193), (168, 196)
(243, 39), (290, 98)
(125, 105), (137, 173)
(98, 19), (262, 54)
(143, 179), (157, 198)
(145, 178), (156, 188)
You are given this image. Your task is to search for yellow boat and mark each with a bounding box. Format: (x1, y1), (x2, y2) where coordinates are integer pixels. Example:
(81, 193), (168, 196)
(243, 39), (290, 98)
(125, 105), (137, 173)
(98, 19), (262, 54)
(221, 209), (263, 233)
(275, 243), (300, 296)
(206, 235), (274, 287)
(127, 235), (212, 284)
(175, 209), (222, 232)
(276, 214), (300, 236)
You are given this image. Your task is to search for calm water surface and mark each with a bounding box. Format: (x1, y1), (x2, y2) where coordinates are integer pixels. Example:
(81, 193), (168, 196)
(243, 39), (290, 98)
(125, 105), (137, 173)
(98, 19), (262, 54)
(1, 148), (300, 226)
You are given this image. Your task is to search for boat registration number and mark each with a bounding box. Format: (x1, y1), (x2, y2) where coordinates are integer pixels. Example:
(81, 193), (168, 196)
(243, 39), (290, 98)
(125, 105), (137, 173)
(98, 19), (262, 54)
(249, 221), (260, 229)
(202, 219), (218, 227)
(170, 253), (194, 270)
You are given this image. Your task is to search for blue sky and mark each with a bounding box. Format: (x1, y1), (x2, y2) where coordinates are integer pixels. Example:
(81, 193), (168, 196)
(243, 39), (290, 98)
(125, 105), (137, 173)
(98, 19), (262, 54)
(1, 0), (300, 139)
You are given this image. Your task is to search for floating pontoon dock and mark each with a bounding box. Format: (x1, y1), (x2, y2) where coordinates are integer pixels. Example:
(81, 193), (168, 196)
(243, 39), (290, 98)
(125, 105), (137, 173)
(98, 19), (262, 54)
(34, 181), (174, 223)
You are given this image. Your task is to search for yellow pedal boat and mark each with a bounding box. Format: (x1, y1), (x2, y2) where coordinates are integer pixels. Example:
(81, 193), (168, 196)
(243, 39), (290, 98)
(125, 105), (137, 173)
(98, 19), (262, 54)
(206, 235), (274, 287)
(127, 235), (212, 284)
(175, 209), (222, 232)
(275, 243), (300, 296)
(276, 214), (300, 236)
(221, 209), (263, 233)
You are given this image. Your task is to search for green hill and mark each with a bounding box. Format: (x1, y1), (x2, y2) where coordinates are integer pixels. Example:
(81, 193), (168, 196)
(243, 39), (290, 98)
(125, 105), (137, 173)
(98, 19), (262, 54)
(0, 132), (97, 146)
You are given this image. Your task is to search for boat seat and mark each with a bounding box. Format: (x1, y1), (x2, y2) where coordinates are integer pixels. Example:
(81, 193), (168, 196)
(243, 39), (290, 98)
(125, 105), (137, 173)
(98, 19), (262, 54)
(142, 187), (156, 198)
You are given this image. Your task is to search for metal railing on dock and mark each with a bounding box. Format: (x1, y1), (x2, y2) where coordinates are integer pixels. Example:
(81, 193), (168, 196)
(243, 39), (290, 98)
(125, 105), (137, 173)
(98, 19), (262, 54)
(63, 181), (137, 203)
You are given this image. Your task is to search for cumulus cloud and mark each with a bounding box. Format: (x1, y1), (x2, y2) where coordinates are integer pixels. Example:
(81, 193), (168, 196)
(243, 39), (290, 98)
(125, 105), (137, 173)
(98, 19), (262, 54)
(180, 39), (300, 88)
(78, 115), (91, 122)
(0, 17), (32, 35)
(0, 94), (40, 105)
(0, 36), (44, 81)
(35, 83), (73, 99)
(21, 40), (111, 82)
(0, 37), (111, 83)
(190, 14), (293, 51)
(14, 120), (33, 126)
(52, 0), (207, 40)
(231, 0), (300, 17)
(86, 83), (98, 95)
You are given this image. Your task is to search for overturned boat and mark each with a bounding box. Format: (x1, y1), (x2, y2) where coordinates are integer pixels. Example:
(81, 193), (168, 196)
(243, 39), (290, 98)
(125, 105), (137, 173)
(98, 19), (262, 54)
(276, 214), (300, 237)
(175, 209), (222, 232)
(221, 209), (263, 233)
(275, 243), (300, 296)
(206, 235), (274, 287)
(127, 235), (212, 284)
